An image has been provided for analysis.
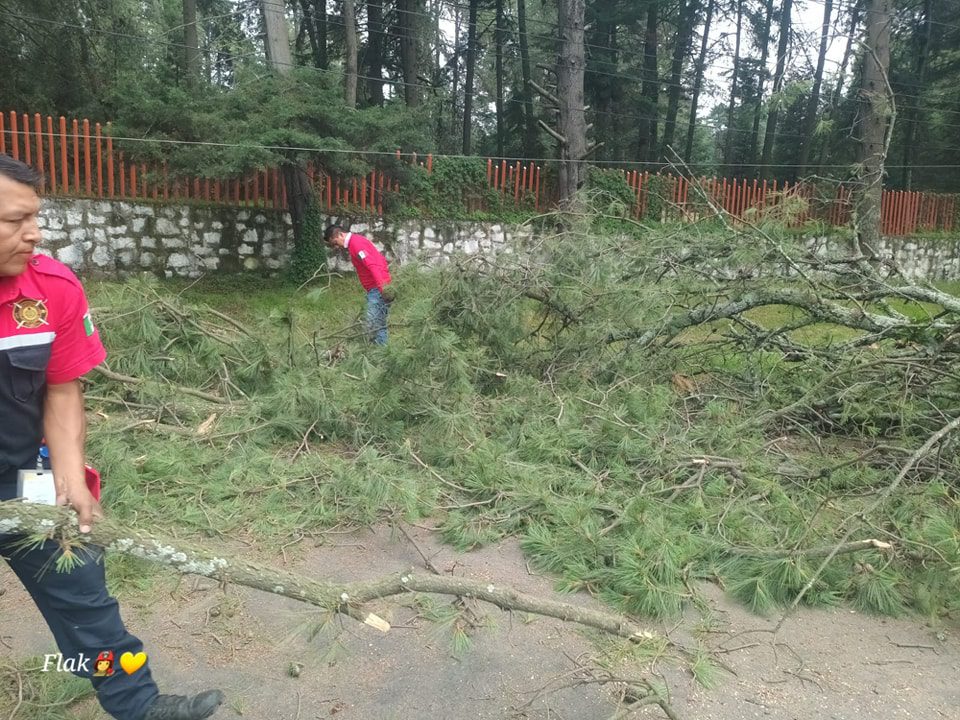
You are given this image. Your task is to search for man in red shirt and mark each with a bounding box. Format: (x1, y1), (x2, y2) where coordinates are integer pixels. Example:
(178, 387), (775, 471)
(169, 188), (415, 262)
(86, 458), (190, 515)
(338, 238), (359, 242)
(324, 224), (393, 345)
(0, 155), (224, 720)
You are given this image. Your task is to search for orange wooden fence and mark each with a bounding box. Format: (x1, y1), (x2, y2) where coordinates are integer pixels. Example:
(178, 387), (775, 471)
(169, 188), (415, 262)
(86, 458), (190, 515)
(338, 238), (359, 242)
(1, 109), (955, 236)
(623, 171), (957, 236)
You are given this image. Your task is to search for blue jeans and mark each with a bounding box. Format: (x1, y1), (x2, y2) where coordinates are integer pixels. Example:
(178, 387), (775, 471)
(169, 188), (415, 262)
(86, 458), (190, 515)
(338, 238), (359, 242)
(366, 288), (389, 345)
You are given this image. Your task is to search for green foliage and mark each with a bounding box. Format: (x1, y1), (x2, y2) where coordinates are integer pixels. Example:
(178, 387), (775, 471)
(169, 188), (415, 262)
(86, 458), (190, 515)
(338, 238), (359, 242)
(640, 174), (671, 222)
(77, 215), (960, 629)
(288, 198), (327, 285)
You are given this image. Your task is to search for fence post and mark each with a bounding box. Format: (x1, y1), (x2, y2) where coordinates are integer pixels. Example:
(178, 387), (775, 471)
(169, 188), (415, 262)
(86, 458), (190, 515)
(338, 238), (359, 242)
(0, 112), (5, 155)
(33, 114), (44, 179)
(72, 119), (80, 192)
(47, 116), (57, 194)
(58, 117), (68, 192)
(9, 112), (18, 161)
(83, 119), (92, 195)
(22, 114), (31, 166)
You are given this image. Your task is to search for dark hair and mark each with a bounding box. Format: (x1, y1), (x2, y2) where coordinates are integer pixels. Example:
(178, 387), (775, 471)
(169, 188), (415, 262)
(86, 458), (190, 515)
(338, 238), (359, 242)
(0, 154), (42, 190)
(324, 224), (346, 244)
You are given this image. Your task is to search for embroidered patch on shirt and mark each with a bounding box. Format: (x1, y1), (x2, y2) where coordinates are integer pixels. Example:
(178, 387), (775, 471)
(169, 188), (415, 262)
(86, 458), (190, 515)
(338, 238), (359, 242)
(83, 311), (95, 337)
(13, 298), (49, 329)
(358, 251), (367, 260)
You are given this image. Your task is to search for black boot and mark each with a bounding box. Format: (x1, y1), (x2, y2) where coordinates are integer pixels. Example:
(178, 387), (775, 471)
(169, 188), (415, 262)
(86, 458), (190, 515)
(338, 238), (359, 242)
(143, 690), (225, 720)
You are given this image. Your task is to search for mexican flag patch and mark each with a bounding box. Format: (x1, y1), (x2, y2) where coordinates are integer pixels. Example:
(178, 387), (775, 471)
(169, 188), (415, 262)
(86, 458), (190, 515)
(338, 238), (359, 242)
(83, 312), (95, 337)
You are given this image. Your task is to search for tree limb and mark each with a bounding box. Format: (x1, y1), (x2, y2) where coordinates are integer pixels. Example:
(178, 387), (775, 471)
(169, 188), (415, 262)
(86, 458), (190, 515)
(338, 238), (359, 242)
(538, 119), (567, 145)
(0, 502), (658, 644)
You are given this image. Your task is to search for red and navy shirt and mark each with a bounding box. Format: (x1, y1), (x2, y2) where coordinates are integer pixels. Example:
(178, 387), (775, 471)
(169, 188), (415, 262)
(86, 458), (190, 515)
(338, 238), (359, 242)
(345, 233), (392, 292)
(0, 254), (105, 490)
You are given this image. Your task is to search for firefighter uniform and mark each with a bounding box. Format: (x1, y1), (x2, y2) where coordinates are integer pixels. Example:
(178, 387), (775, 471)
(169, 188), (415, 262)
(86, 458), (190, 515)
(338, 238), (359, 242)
(0, 253), (160, 720)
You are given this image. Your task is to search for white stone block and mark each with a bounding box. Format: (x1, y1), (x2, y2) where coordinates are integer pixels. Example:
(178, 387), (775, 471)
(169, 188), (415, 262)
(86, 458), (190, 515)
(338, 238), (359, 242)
(237, 211), (250, 222)
(57, 245), (83, 266)
(211, 221), (223, 231)
(424, 227), (435, 240)
(167, 253), (191, 269)
(219, 248), (230, 256)
(140, 252), (155, 267)
(69, 228), (87, 242)
(43, 230), (67, 242)
(243, 229), (258, 244)
(155, 218), (178, 236)
(131, 218), (147, 233)
(141, 237), (156, 249)
(265, 258), (282, 270)
(203, 232), (219, 246)
(203, 257), (220, 270)
(463, 239), (480, 255)
(66, 210), (83, 226)
(117, 250), (133, 266)
(179, 215), (190, 228)
(44, 215), (65, 231)
(262, 243), (274, 256)
(92, 228), (107, 243)
(83, 241), (93, 251)
(239, 244), (255, 256)
(164, 237), (185, 249)
(108, 226), (127, 237)
(87, 214), (106, 225)
(92, 246), (111, 267)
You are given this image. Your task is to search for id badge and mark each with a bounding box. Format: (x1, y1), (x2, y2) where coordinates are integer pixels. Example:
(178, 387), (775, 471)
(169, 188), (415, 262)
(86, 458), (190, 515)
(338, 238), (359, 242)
(17, 469), (58, 505)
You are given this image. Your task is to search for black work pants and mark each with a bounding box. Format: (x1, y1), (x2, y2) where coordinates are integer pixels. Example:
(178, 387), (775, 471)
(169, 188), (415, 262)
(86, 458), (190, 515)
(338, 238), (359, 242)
(1, 532), (159, 720)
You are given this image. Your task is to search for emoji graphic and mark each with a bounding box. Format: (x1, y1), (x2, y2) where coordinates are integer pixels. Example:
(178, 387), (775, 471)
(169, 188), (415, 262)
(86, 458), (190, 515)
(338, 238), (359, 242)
(120, 651), (148, 675)
(93, 651), (115, 677)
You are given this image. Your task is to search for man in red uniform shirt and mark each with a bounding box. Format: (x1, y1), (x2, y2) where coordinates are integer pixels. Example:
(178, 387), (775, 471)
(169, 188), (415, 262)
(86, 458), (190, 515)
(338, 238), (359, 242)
(0, 155), (224, 720)
(324, 224), (393, 345)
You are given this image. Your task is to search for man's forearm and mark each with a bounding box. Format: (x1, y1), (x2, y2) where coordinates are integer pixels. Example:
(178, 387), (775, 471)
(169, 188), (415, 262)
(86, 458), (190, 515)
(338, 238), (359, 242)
(43, 380), (88, 487)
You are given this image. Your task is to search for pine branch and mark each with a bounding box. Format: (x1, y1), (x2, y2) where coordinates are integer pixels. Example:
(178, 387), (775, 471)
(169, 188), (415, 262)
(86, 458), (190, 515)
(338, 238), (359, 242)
(0, 502), (658, 644)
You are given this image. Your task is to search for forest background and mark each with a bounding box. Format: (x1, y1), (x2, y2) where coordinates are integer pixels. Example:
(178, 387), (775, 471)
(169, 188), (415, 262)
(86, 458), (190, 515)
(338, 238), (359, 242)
(1, 0), (956, 193)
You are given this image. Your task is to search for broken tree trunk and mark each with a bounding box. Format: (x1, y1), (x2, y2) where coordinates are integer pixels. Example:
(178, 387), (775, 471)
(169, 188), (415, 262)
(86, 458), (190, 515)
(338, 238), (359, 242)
(0, 502), (657, 643)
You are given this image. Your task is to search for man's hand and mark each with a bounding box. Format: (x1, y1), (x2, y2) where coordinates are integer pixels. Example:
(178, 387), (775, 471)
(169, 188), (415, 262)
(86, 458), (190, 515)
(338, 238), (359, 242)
(55, 477), (103, 534)
(381, 287), (396, 303)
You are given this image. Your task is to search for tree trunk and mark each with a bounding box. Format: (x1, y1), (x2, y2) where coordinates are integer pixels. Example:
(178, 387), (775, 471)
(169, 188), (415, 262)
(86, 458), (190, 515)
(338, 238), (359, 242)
(366, 0), (385, 106)
(723, 0), (744, 169)
(853, 0), (893, 256)
(759, 0), (793, 179)
(818, 1), (860, 173)
(182, 0), (200, 86)
(452, 5), (461, 137)
(797, 0), (833, 173)
(399, 0), (420, 107)
(684, 0), (713, 163)
(661, 0), (698, 161)
(900, 0), (931, 190)
(462, 0), (479, 154)
(261, 0), (293, 74)
(637, 1), (659, 163)
(299, 0), (328, 69)
(517, 0), (538, 157)
(495, 0), (505, 157)
(748, 0), (773, 169)
(344, 0), (358, 108)
(557, 0), (588, 207)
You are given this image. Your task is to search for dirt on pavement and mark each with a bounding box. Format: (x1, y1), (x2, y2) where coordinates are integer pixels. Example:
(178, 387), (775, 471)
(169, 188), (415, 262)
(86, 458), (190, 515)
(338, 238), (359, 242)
(2, 523), (958, 719)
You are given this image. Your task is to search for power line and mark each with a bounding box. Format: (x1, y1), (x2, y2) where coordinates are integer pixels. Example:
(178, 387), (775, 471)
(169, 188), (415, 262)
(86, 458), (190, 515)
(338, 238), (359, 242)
(8, 127), (960, 170)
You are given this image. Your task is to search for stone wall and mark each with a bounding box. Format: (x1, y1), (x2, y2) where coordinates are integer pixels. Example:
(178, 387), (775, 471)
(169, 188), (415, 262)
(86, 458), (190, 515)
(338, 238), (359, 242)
(38, 199), (291, 277)
(34, 197), (960, 280)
